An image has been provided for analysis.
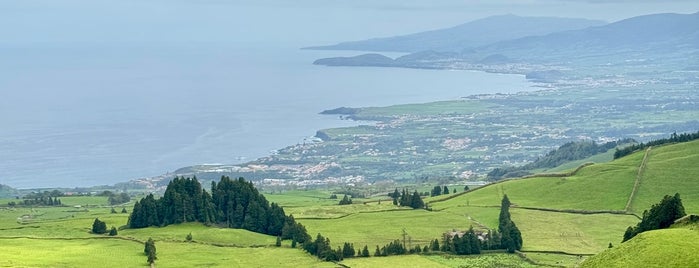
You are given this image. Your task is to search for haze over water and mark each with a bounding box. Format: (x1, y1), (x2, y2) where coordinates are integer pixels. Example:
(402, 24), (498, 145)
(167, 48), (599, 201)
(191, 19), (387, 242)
(1, 0), (696, 188)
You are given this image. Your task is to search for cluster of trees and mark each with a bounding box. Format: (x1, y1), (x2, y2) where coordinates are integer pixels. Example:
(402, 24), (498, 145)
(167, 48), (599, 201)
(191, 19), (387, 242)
(15, 190), (64, 207)
(614, 131), (699, 159)
(430, 186), (454, 197)
(440, 227), (482, 255)
(91, 218), (117, 236)
(302, 233), (344, 261)
(498, 195), (523, 253)
(128, 176), (310, 245)
(388, 189), (424, 209)
(623, 193), (686, 242)
(16, 196), (62, 207)
(98, 191), (131, 205)
(338, 195), (353, 205)
(488, 139), (631, 180)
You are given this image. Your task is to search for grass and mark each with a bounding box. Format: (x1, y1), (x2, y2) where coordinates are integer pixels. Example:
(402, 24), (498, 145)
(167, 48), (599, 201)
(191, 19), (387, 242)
(629, 140), (699, 213)
(121, 222), (277, 246)
(340, 253), (539, 268)
(298, 209), (478, 248)
(580, 228), (699, 268)
(358, 100), (494, 117)
(0, 238), (334, 268)
(510, 209), (638, 254)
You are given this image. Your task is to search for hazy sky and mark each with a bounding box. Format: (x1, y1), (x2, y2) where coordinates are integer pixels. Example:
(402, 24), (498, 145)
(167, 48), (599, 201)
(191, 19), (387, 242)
(1, 0), (698, 47)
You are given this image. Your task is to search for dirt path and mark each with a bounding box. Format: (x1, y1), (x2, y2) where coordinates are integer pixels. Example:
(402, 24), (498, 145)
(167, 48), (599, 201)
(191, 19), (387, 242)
(624, 147), (652, 212)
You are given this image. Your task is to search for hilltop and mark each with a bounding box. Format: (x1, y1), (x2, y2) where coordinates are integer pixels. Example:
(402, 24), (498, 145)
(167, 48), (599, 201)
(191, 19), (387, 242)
(306, 14), (605, 53)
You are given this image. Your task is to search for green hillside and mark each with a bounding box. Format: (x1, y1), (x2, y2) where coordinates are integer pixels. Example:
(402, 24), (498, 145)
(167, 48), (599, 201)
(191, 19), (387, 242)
(580, 226), (699, 268)
(0, 140), (695, 267)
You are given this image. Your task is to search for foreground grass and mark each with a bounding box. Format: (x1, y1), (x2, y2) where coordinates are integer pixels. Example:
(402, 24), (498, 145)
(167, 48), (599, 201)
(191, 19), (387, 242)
(0, 238), (333, 268)
(580, 228), (699, 268)
(341, 253), (540, 268)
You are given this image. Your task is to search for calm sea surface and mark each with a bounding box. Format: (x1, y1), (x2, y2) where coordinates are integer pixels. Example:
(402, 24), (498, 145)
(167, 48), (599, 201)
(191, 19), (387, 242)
(0, 1), (539, 188)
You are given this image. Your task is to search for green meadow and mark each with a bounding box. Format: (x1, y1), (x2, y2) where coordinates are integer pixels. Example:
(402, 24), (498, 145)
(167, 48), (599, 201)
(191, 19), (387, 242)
(0, 140), (696, 267)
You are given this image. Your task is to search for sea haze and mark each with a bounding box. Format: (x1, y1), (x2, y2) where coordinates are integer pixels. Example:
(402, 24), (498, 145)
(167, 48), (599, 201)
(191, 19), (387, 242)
(2, 0), (697, 189)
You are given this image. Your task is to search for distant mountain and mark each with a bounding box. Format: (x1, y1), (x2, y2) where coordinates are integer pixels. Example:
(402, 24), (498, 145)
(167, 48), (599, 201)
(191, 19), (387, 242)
(0, 184), (19, 198)
(471, 12), (699, 62)
(306, 14), (606, 53)
(313, 12), (699, 76)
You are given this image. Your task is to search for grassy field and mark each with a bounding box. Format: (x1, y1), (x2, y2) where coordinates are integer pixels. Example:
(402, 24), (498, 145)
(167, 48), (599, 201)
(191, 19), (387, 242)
(580, 227), (699, 268)
(341, 253), (540, 268)
(629, 140), (699, 213)
(0, 141), (695, 267)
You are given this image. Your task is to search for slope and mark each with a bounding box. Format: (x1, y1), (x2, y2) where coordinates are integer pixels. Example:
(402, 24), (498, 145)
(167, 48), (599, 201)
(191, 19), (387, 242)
(580, 226), (699, 268)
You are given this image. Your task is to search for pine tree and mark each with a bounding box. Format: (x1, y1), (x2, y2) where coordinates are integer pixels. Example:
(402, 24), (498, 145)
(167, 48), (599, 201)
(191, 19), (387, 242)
(361, 245), (370, 257)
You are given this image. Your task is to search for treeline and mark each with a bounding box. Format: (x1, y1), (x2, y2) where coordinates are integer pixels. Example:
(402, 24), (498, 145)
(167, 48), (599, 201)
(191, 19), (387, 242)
(127, 176), (309, 244)
(614, 131), (699, 159)
(488, 139), (631, 181)
(97, 191), (131, 205)
(388, 188), (424, 209)
(430, 185), (455, 197)
(623, 193), (685, 242)
(9, 190), (64, 207)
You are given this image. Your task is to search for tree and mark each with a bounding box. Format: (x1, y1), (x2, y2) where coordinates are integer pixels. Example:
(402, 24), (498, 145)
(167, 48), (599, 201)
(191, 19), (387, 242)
(498, 195), (522, 252)
(111, 207), (117, 214)
(186, 232), (193, 242)
(409, 191), (424, 209)
(338, 194), (352, 205)
(622, 193), (686, 242)
(109, 226), (118, 236)
(121, 207), (128, 213)
(92, 218), (107, 234)
(145, 238), (157, 265)
(464, 185), (470, 191)
(361, 245), (370, 257)
(443, 186), (449, 195)
(276, 236), (282, 247)
(431, 186), (442, 197)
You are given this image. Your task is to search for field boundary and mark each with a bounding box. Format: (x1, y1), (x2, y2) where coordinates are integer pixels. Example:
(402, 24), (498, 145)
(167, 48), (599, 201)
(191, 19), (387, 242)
(624, 147), (652, 212)
(427, 163), (595, 206)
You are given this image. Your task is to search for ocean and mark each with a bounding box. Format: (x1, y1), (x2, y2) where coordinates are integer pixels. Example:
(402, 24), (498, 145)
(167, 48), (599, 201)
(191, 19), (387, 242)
(0, 1), (544, 188)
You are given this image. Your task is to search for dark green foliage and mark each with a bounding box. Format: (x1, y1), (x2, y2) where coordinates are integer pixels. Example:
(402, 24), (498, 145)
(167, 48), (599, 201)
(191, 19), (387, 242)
(443, 186), (449, 195)
(464, 185), (470, 191)
(431, 186), (442, 197)
(186, 232), (192, 242)
(145, 238), (157, 265)
(329, 194), (338, 199)
(489, 139), (631, 180)
(92, 218), (107, 234)
(608, 242), (613, 248)
(121, 207), (128, 213)
(361, 245), (370, 257)
(276, 236), (282, 247)
(430, 239), (440, 251)
(111, 207), (117, 214)
(338, 194), (352, 205)
(377, 240), (406, 256)
(107, 192), (131, 205)
(342, 242), (355, 258)
(127, 176), (308, 242)
(108, 226), (118, 236)
(622, 193), (686, 242)
(19, 191), (63, 207)
(615, 131), (699, 159)
(374, 245), (381, 257)
(303, 233), (342, 261)
(498, 195), (523, 253)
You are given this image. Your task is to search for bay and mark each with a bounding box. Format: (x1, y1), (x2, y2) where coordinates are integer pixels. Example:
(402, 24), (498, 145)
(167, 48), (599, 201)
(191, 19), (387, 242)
(0, 1), (546, 188)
